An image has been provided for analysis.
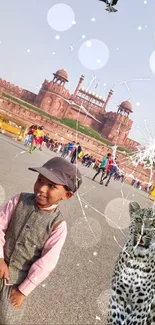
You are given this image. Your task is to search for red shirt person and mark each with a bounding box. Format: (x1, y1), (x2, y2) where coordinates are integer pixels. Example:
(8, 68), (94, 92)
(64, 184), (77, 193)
(100, 156), (114, 185)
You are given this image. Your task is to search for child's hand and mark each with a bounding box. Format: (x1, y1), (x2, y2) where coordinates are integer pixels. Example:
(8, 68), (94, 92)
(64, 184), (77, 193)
(10, 288), (25, 308)
(0, 258), (9, 280)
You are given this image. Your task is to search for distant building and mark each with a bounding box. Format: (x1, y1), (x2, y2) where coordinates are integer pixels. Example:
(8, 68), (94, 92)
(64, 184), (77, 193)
(0, 68), (139, 150)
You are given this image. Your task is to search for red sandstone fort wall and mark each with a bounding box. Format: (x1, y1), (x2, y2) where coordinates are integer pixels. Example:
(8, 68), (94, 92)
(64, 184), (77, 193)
(37, 94), (69, 119)
(66, 105), (93, 127)
(100, 112), (134, 148)
(74, 96), (105, 114)
(0, 77), (139, 152)
(0, 78), (37, 104)
(125, 137), (139, 148)
(35, 80), (70, 107)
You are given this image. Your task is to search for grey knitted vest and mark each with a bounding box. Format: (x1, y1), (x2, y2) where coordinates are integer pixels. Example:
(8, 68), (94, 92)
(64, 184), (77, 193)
(4, 193), (64, 285)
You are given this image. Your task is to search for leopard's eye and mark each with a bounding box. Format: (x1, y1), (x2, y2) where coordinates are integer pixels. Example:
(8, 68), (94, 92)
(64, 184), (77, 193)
(136, 217), (142, 223)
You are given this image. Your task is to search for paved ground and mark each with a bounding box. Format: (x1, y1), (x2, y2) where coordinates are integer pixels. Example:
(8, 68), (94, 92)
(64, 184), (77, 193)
(0, 134), (151, 324)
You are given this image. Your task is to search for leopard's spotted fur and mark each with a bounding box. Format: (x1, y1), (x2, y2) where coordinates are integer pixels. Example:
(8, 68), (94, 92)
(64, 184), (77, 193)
(107, 202), (155, 325)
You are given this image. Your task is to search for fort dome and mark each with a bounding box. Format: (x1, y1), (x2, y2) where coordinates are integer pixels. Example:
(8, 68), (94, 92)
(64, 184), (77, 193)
(120, 101), (133, 112)
(54, 69), (68, 81)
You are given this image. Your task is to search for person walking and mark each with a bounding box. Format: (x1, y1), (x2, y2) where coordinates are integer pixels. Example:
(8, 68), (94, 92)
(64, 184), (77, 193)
(57, 143), (62, 153)
(40, 133), (50, 150)
(82, 154), (89, 165)
(29, 126), (43, 154)
(24, 125), (37, 147)
(71, 146), (77, 164)
(61, 143), (68, 157)
(86, 156), (94, 168)
(93, 159), (100, 170)
(71, 143), (81, 164)
(100, 155), (114, 185)
(131, 178), (136, 186)
(92, 153), (111, 183)
(38, 126), (45, 151)
(104, 159), (118, 187)
(66, 141), (75, 159)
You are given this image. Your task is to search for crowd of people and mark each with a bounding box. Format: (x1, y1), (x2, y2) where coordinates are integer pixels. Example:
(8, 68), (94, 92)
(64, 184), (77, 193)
(131, 178), (142, 190)
(75, 151), (123, 187)
(23, 126), (129, 189)
(24, 125), (65, 155)
(24, 125), (83, 164)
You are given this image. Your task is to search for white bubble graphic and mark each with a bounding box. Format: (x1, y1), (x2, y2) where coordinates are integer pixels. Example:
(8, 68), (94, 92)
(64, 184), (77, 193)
(55, 35), (60, 40)
(97, 289), (112, 319)
(78, 39), (109, 70)
(70, 217), (102, 248)
(136, 102), (140, 106)
(138, 26), (142, 31)
(47, 4), (75, 32)
(86, 41), (92, 47)
(150, 50), (155, 74)
(0, 185), (5, 206)
(104, 198), (130, 229)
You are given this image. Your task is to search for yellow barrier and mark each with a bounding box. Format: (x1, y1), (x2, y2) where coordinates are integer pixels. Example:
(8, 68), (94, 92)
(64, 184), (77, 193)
(0, 120), (24, 137)
(148, 186), (155, 201)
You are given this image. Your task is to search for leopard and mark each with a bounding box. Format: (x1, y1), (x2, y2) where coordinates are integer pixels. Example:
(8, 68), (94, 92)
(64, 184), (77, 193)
(107, 201), (155, 325)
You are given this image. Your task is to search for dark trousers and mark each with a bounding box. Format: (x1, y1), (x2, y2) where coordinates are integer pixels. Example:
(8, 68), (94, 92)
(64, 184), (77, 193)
(71, 154), (76, 164)
(92, 167), (105, 182)
(101, 171), (112, 184)
(103, 172), (113, 186)
(86, 162), (92, 168)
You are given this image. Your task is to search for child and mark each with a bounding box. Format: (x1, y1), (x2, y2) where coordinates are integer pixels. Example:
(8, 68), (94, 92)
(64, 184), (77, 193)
(0, 157), (82, 325)
(29, 126), (44, 154)
(24, 125), (37, 147)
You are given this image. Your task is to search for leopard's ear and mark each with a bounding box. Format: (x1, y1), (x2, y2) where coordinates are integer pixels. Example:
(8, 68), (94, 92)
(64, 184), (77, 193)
(129, 201), (140, 218)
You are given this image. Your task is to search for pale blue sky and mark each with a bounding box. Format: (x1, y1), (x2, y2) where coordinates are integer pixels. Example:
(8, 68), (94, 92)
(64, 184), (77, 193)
(0, 0), (154, 142)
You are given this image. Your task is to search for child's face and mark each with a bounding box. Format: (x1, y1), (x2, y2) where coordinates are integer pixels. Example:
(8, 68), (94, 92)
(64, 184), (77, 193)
(34, 174), (73, 209)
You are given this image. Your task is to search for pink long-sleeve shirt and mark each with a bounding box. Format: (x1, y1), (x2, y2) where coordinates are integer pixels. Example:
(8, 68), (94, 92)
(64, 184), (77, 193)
(0, 194), (67, 296)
